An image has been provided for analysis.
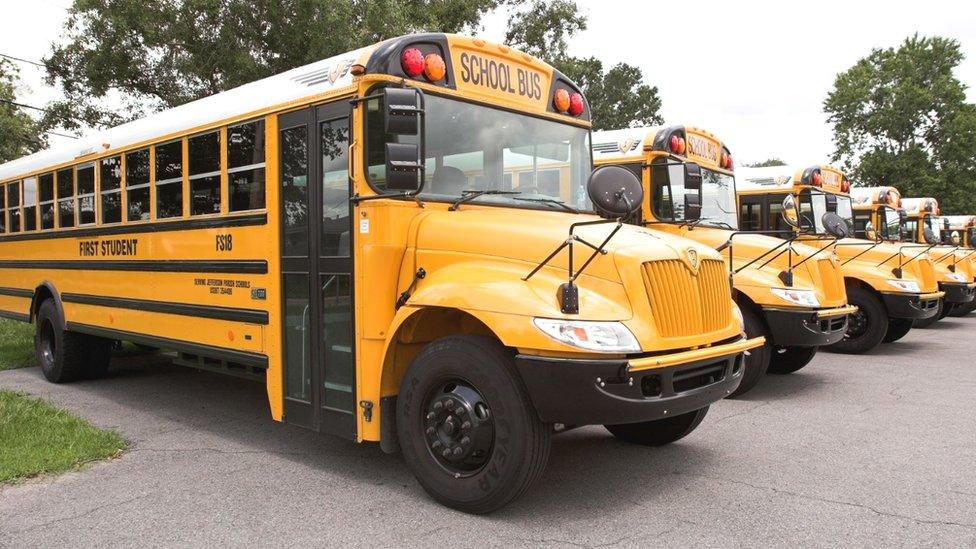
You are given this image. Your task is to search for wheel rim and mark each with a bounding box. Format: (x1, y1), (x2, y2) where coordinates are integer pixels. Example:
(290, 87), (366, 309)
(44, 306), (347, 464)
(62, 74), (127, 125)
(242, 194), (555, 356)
(422, 379), (494, 477)
(845, 309), (868, 340)
(39, 318), (56, 366)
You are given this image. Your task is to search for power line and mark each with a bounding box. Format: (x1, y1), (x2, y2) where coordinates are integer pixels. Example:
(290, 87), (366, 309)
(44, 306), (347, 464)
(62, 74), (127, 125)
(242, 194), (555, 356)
(0, 53), (45, 68)
(45, 130), (79, 139)
(0, 99), (83, 139)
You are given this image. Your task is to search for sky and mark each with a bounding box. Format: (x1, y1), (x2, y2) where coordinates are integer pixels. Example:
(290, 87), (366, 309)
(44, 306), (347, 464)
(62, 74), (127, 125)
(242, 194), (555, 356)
(2, 0), (976, 166)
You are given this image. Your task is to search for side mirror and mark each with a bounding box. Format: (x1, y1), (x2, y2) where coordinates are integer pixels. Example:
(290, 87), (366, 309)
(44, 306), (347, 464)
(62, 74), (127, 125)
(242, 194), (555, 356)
(384, 87), (422, 135)
(864, 221), (878, 242)
(781, 195), (800, 229)
(923, 226), (938, 245)
(684, 162), (702, 191)
(821, 212), (850, 239)
(684, 193), (702, 221)
(385, 143), (423, 191)
(587, 165), (643, 218)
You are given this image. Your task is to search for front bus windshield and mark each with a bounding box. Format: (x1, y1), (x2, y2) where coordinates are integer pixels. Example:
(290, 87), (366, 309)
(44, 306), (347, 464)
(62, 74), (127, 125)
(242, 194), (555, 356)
(854, 206), (902, 241)
(650, 161), (738, 229)
(797, 189), (853, 237)
(365, 91), (591, 211)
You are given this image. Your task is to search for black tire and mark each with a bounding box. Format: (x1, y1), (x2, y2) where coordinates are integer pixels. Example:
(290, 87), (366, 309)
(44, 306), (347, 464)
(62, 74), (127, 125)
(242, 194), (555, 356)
(947, 299), (976, 317)
(882, 319), (913, 343)
(34, 300), (87, 383)
(939, 301), (952, 320)
(913, 300), (942, 328)
(396, 335), (550, 514)
(826, 286), (888, 354)
(768, 346), (817, 374)
(605, 406), (709, 446)
(727, 306), (770, 398)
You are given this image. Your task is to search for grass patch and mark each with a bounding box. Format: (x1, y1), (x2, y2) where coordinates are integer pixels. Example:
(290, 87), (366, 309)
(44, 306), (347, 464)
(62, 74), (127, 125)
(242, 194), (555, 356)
(0, 318), (35, 371)
(0, 390), (126, 483)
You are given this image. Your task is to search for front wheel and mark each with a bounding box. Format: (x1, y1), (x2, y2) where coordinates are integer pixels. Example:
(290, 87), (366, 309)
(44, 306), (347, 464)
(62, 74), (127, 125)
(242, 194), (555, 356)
(768, 346), (817, 374)
(826, 286), (887, 354)
(913, 300), (943, 328)
(396, 335), (550, 514)
(947, 299), (976, 317)
(727, 306), (770, 398)
(882, 319), (913, 343)
(605, 407), (709, 446)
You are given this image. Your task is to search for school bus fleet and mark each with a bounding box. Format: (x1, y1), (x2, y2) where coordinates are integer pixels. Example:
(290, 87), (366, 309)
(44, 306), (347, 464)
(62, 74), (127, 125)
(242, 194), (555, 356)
(0, 32), (972, 514)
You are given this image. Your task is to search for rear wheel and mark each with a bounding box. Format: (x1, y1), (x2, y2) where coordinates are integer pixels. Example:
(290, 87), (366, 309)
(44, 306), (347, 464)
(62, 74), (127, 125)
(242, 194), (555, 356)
(768, 346), (817, 374)
(826, 286), (887, 354)
(605, 406), (709, 446)
(882, 319), (913, 343)
(396, 335), (550, 514)
(35, 300), (88, 383)
(947, 299), (976, 317)
(913, 300), (943, 328)
(727, 306), (770, 398)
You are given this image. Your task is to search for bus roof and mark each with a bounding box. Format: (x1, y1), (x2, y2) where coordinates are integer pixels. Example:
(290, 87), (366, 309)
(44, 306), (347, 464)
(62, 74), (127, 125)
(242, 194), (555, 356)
(590, 127), (663, 161)
(0, 33), (578, 182)
(736, 165), (804, 190)
(901, 197), (940, 216)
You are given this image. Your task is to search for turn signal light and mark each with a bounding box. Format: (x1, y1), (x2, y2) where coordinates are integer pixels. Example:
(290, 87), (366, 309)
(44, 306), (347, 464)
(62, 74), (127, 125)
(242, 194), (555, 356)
(568, 92), (584, 116)
(401, 48), (424, 77)
(553, 89), (571, 112)
(669, 135), (686, 154)
(424, 53), (446, 82)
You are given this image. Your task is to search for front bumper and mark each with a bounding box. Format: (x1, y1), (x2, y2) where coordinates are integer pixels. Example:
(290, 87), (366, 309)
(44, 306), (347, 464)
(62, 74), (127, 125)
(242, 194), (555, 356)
(881, 291), (943, 319)
(939, 282), (976, 304)
(761, 305), (856, 347)
(514, 336), (764, 426)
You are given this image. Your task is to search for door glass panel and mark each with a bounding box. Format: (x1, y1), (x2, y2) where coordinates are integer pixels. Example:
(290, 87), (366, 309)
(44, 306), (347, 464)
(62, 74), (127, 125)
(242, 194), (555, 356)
(320, 119), (349, 257)
(321, 274), (353, 413)
(281, 125), (309, 256)
(284, 273), (311, 402)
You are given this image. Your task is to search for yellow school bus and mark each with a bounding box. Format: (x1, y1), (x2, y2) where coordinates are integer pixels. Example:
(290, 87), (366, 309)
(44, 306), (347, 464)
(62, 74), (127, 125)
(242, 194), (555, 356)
(0, 34), (762, 513)
(943, 215), (976, 316)
(897, 197), (976, 322)
(737, 165), (942, 350)
(591, 127), (853, 397)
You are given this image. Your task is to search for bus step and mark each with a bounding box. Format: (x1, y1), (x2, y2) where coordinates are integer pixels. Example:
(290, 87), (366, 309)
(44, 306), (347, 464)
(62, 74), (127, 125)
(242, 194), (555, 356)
(173, 352), (266, 382)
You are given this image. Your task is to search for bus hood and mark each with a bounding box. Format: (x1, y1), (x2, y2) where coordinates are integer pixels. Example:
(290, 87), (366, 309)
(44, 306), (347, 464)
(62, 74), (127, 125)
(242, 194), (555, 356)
(834, 238), (938, 292)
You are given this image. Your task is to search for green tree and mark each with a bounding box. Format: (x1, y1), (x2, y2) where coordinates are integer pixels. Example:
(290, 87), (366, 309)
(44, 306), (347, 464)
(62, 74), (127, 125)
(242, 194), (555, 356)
(744, 158), (787, 168)
(0, 59), (47, 163)
(505, 0), (663, 130)
(824, 34), (976, 213)
(44, 0), (517, 128)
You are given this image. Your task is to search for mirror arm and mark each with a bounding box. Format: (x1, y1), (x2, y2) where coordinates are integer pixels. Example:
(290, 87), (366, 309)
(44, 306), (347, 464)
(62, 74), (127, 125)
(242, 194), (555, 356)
(789, 237), (838, 270)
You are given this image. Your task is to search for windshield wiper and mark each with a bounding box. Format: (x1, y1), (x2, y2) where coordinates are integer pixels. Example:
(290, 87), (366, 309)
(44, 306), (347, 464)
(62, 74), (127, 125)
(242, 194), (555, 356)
(682, 216), (734, 230)
(512, 197), (579, 214)
(448, 190), (520, 211)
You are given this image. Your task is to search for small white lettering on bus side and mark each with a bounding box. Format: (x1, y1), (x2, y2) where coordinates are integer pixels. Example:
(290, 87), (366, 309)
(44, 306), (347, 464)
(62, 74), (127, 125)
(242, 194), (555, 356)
(78, 238), (138, 257)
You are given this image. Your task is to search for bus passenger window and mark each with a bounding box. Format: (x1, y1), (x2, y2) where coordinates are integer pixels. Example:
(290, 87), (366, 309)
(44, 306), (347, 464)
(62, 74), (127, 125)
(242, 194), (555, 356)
(57, 168), (75, 228)
(125, 149), (150, 221)
(227, 120), (266, 212)
(154, 141), (183, 219)
(76, 163), (96, 225)
(39, 173), (54, 229)
(100, 156), (122, 223)
(0, 184), (6, 232)
(188, 131), (221, 215)
(7, 182), (20, 232)
(23, 176), (37, 231)
(740, 202), (761, 231)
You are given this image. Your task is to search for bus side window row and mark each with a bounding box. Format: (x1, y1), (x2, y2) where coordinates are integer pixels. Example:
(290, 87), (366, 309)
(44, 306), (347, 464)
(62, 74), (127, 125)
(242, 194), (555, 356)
(0, 118), (267, 234)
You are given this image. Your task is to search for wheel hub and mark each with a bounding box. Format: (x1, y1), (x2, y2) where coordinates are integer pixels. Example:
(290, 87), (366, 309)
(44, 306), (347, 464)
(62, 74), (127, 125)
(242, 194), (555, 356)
(423, 381), (494, 475)
(846, 310), (868, 339)
(39, 319), (56, 365)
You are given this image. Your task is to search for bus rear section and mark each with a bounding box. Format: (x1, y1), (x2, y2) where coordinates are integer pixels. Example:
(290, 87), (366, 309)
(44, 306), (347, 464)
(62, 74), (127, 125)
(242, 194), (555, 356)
(592, 126), (852, 397)
(0, 33), (762, 513)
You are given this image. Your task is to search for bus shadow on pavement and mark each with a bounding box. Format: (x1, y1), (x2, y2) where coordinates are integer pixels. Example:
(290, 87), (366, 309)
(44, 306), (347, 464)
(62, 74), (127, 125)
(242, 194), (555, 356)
(9, 356), (722, 519)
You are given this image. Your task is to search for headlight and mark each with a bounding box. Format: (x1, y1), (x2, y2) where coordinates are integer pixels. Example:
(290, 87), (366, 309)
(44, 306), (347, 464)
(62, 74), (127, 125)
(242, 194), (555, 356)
(532, 319), (641, 353)
(770, 288), (820, 308)
(886, 279), (921, 293)
(946, 272), (969, 283)
(731, 304), (745, 332)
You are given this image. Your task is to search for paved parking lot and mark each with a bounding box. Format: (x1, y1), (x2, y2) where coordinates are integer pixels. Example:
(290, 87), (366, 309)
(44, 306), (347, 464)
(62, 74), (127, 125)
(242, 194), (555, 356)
(2, 317), (976, 548)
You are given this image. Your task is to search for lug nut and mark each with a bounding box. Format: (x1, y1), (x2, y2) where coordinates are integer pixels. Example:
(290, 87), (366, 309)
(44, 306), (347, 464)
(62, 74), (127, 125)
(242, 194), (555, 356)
(425, 427), (434, 435)
(461, 421), (471, 430)
(460, 436), (470, 446)
(442, 448), (452, 458)
(426, 412), (436, 420)
(433, 401), (443, 410)
(432, 440), (442, 449)
(445, 400), (455, 409)
(453, 447), (463, 456)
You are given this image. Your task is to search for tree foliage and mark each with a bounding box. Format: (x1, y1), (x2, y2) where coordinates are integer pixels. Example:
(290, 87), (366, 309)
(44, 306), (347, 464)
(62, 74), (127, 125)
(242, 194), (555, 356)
(0, 60), (46, 163)
(505, 0), (662, 130)
(824, 34), (976, 213)
(45, 0), (515, 128)
(744, 158), (787, 168)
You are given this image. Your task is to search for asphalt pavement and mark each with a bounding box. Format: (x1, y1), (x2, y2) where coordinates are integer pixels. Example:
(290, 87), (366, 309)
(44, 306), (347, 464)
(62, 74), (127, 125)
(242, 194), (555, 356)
(2, 317), (976, 547)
